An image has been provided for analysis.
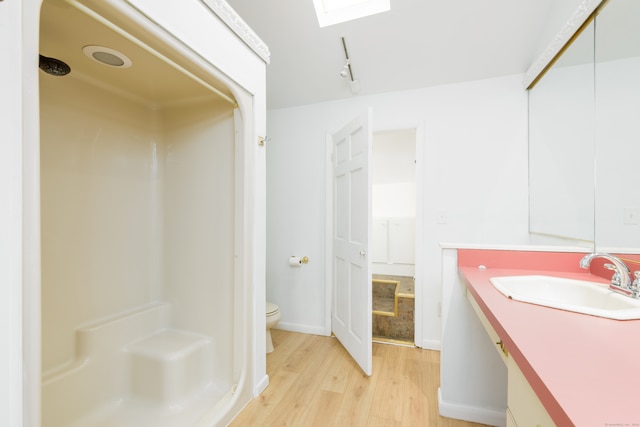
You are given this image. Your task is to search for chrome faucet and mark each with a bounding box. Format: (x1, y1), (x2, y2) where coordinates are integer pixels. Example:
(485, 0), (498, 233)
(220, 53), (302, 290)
(579, 252), (635, 297)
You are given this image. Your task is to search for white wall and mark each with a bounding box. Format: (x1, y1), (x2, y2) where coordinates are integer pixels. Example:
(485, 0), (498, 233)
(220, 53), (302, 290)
(1, 0), (30, 425)
(266, 74), (530, 347)
(372, 129), (416, 218)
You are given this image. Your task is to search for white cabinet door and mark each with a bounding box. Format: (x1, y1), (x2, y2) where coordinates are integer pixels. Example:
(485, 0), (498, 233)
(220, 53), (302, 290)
(507, 357), (556, 427)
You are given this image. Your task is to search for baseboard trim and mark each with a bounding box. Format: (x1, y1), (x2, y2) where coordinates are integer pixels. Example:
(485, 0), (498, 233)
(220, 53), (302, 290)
(254, 373), (269, 397)
(419, 338), (441, 351)
(276, 323), (436, 350)
(437, 387), (506, 427)
(275, 322), (329, 336)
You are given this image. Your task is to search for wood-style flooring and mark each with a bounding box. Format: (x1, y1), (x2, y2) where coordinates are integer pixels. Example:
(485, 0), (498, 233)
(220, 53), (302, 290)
(229, 330), (489, 427)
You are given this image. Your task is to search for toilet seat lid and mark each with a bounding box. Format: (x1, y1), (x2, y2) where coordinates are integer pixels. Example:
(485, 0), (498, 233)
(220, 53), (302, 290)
(266, 302), (279, 315)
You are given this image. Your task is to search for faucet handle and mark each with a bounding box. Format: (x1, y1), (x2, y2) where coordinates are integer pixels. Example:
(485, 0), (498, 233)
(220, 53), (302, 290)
(605, 263), (622, 287)
(632, 271), (640, 297)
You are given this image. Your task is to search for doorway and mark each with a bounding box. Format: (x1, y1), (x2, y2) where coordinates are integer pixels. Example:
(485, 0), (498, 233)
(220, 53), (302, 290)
(371, 129), (417, 345)
(325, 116), (424, 374)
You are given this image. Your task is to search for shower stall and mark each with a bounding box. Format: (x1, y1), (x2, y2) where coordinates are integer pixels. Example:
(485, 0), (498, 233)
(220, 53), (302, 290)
(9, 0), (267, 425)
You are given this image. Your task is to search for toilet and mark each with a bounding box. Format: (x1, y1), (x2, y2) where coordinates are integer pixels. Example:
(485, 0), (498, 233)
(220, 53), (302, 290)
(265, 302), (280, 353)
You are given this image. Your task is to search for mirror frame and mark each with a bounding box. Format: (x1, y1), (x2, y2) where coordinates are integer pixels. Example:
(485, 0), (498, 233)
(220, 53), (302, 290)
(524, 0), (605, 90)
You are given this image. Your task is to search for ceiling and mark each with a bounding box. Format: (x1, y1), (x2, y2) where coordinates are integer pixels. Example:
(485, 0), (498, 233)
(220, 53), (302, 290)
(40, 0), (233, 108)
(225, 0), (557, 109)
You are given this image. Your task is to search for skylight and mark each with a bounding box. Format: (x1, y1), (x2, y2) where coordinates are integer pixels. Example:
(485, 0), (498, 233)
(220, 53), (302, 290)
(312, 0), (390, 28)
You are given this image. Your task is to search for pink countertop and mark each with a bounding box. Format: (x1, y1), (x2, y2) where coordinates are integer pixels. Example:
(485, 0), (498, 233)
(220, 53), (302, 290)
(459, 252), (640, 426)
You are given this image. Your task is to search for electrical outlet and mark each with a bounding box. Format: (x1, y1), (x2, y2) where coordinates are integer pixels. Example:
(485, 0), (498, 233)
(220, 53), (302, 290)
(624, 208), (639, 225)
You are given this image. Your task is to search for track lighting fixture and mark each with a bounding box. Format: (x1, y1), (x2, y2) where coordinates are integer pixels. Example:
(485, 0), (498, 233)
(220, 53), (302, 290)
(339, 62), (350, 78)
(339, 37), (359, 93)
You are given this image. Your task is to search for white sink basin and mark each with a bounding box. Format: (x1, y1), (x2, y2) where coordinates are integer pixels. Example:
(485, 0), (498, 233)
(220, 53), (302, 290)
(489, 275), (640, 320)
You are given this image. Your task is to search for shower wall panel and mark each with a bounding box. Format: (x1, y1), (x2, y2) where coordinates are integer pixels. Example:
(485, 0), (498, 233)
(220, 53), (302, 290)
(162, 100), (236, 385)
(40, 75), (162, 373)
(41, 71), (237, 386)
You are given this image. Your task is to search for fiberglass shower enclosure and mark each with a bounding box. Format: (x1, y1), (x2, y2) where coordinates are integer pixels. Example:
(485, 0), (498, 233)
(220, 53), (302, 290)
(8, 0), (267, 425)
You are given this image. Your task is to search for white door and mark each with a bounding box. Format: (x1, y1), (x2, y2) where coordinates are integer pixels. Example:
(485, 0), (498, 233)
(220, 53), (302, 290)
(330, 110), (372, 376)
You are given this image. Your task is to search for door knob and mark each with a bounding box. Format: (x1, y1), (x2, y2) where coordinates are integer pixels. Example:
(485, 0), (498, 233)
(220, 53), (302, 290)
(360, 250), (366, 256)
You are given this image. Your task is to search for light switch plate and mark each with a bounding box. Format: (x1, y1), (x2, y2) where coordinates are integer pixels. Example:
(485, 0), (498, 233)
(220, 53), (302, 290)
(624, 208), (639, 225)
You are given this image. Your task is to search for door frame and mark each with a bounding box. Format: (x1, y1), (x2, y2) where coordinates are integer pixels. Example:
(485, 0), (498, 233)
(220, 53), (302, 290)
(325, 121), (425, 347)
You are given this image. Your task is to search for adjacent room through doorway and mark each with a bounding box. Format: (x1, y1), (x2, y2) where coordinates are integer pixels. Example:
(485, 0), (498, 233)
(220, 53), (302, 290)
(371, 129), (417, 345)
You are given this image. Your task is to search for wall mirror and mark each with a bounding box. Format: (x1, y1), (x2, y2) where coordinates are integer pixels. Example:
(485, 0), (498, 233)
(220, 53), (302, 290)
(594, 0), (640, 251)
(528, 14), (595, 246)
(528, 0), (640, 252)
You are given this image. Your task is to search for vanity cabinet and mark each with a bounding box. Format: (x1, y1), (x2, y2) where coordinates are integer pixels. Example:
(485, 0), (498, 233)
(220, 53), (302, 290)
(466, 289), (556, 427)
(466, 288), (509, 365)
(506, 356), (555, 427)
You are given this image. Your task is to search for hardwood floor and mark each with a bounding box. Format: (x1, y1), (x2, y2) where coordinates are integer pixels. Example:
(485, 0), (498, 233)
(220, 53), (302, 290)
(229, 330), (489, 427)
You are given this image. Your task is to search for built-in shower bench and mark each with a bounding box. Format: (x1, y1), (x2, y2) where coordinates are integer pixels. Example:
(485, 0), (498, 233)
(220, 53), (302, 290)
(127, 328), (214, 405)
(42, 302), (218, 426)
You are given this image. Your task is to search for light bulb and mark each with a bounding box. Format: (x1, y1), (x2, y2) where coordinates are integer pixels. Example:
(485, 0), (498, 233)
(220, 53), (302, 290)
(339, 65), (349, 78)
